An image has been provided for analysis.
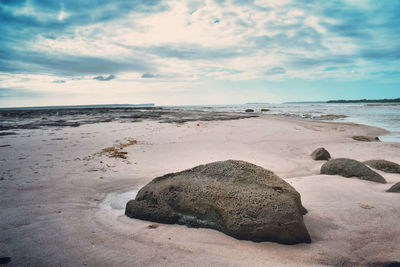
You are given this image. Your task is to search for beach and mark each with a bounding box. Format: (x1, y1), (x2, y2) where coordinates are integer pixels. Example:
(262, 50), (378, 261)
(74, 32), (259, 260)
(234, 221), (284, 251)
(1, 111), (399, 266)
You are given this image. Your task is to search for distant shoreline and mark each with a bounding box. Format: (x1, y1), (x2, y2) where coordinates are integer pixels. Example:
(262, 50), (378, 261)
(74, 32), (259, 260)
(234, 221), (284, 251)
(327, 98), (400, 103)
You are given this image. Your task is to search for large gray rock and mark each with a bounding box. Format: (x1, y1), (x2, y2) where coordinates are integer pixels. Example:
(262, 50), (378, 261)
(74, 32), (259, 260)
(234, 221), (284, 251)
(125, 160), (311, 245)
(311, 147), (331, 161)
(320, 158), (386, 183)
(386, 182), (400, 193)
(363, 159), (400, 174)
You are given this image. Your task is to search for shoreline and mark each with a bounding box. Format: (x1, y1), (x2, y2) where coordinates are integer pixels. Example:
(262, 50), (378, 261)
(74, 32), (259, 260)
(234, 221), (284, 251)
(1, 104), (398, 143)
(1, 115), (399, 266)
(0, 105), (396, 142)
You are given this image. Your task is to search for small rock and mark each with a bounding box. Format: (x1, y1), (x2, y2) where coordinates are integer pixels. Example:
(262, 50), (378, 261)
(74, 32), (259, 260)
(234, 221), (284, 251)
(352, 136), (380, 142)
(386, 182), (400, 193)
(363, 159), (400, 174)
(310, 147), (331, 161)
(148, 224), (159, 229)
(261, 108), (270, 112)
(360, 204), (374, 209)
(245, 109), (254, 113)
(320, 158), (386, 183)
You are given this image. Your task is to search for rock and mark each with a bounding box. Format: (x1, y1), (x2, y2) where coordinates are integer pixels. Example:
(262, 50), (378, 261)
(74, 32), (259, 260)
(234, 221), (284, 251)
(245, 109), (254, 112)
(317, 114), (348, 120)
(352, 136), (380, 142)
(261, 108), (270, 112)
(386, 182), (400, 193)
(0, 257), (11, 264)
(363, 159), (400, 174)
(148, 224), (159, 229)
(386, 262), (400, 267)
(0, 132), (17, 136)
(310, 147), (331, 161)
(320, 158), (386, 183)
(125, 160), (311, 245)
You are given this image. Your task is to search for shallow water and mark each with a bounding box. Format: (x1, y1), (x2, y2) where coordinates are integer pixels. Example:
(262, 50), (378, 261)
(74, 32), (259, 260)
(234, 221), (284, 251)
(164, 103), (400, 142)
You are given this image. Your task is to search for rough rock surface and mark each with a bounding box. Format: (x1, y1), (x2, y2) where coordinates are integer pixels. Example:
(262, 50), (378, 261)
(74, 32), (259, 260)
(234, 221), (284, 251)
(352, 136), (380, 142)
(320, 158), (386, 183)
(311, 147), (331, 161)
(125, 160), (311, 245)
(363, 160), (400, 174)
(386, 182), (400, 193)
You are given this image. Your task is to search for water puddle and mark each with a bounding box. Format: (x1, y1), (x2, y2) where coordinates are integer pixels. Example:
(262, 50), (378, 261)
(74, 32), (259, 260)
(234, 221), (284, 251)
(100, 190), (138, 210)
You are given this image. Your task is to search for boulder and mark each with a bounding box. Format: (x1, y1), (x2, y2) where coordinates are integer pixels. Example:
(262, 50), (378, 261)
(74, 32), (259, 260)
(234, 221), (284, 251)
(261, 108), (270, 112)
(363, 160), (400, 174)
(245, 109), (254, 112)
(386, 182), (400, 193)
(125, 160), (311, 245)
(320, 158), (386, 183)
(352, 136), (380, 142)
(310, 147), (331, 161)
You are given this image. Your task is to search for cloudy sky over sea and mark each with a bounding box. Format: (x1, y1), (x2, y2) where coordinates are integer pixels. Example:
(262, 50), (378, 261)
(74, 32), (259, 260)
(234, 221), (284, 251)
(0, 0), (399, 107)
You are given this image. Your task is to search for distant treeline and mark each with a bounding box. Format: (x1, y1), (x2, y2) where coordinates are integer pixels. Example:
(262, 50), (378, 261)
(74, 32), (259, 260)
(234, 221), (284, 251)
(327, 98), (400, 103)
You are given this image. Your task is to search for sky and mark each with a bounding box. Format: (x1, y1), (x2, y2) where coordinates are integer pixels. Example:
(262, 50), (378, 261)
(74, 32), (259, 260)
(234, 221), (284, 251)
(0, 0), (399, 107)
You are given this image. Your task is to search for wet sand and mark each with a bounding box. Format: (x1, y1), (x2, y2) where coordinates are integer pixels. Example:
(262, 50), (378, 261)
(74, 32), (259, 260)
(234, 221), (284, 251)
(0, 113), (399, 266)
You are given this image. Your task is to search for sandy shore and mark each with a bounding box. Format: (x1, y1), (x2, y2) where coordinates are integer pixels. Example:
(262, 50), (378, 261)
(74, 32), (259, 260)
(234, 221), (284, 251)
(1, 114), (399, 266)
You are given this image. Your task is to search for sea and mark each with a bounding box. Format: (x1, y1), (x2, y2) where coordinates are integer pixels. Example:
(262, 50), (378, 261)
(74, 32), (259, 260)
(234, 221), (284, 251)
(163, 103), (400, 143)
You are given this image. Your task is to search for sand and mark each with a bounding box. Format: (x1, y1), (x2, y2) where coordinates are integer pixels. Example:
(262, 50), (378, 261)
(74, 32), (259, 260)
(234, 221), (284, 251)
(1, 115), (399, 266)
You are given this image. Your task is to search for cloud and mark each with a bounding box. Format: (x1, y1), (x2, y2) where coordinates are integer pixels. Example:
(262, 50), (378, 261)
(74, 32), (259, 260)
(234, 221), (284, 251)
(0, 49), (153, 76)
(0, 0), (167, 31)
(251, 28), (324, 51)
(289, 55), (354, 68)
(360, 48), (400, 61)
(0, 87), (43, 98)
(0, 0), (162, 76)
(145, 44), (244, 60)
(265, 67), (286, 75)
(141, 72), (156, 78)
(93, 74), (116, 81)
